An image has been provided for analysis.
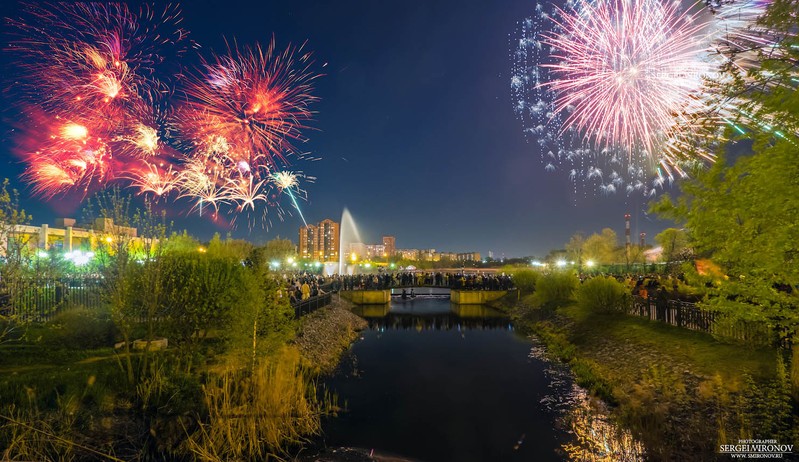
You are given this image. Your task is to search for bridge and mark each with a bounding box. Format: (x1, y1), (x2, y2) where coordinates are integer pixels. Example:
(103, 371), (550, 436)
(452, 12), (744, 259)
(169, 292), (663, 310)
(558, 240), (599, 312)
(340, 287), (513, 305)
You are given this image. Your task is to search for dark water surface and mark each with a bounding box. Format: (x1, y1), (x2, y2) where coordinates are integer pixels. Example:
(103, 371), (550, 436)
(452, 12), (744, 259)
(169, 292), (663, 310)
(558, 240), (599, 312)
(320, 298), (579, 462)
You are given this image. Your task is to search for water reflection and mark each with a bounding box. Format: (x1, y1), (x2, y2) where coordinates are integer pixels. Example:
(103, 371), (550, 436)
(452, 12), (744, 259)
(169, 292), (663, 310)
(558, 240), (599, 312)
(529, 339), (645, 461)
(350, 301), (512, 331)
(326, 298), (645, 461)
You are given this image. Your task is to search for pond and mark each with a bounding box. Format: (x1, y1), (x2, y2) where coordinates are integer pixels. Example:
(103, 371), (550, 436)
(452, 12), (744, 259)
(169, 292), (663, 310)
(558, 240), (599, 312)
(318, 297), (644, 461)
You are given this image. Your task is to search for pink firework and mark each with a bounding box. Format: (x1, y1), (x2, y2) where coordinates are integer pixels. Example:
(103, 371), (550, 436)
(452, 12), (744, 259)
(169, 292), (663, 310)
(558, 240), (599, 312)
(543, 0), (711, 156)
(179, 39), (319, 176)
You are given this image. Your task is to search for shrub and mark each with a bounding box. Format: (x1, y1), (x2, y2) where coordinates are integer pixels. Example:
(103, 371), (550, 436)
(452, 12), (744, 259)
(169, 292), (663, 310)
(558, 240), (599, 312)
(45, 307), (116, 349)
(513, 269), (539, 294)
(533, 271), (579, 309)
(576, 276), (631, 314)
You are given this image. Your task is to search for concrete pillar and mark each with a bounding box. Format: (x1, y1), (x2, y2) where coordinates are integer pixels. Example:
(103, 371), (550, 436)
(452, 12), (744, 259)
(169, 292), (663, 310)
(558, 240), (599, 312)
(39, 224), (49, 249)
(65, 226), (73, 252)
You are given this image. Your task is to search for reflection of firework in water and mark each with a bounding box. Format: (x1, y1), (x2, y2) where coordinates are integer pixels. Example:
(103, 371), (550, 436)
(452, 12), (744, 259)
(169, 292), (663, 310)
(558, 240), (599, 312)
(8, 3), (322, 229)
(511, 0), (793, 197)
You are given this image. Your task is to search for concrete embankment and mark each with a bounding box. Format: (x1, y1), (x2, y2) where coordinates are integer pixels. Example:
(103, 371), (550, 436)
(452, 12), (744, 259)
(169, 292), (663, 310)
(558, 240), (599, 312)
(293, 296), (368, 374)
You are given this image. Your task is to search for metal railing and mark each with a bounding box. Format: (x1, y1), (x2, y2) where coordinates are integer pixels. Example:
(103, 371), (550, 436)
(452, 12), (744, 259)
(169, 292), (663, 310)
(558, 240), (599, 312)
(1, 276), (105, 322)
(292, 292), (333, 318)
(629, 296), (784, 347)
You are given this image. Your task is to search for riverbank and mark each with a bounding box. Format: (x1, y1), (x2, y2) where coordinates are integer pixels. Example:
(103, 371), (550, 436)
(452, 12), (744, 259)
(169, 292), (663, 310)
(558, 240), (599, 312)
(507, 299), (794, 460)
(293, 296), (368, 374)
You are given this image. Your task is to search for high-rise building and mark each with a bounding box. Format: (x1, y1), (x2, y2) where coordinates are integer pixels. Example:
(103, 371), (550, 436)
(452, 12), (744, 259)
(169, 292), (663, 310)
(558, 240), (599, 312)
(298, 219), (340, 262)
(317, 219), (340, 262)
(298, 225), (317, 259)
(382, 236), (396, 257)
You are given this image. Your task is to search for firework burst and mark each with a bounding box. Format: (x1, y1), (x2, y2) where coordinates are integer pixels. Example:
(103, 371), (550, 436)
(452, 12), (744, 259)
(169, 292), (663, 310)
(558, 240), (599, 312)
(510, 0), (792, 197)
(179, 39), (319, 177)
(543, 0), (711, 158)
(7, 3), (323, 229)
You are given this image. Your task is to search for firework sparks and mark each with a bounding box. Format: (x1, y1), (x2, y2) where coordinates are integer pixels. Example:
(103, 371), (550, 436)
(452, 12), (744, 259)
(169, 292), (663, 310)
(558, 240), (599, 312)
(543, 0), (710, 156)
(509, 0), (793, 197)
(8, 3), (321, 228)
(271, 171), (309, 226)
(179, 39), (319, 177)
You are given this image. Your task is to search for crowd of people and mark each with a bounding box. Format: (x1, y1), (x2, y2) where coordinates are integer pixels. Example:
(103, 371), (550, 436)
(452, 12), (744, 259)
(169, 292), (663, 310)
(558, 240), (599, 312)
(282, 271), (515, 304)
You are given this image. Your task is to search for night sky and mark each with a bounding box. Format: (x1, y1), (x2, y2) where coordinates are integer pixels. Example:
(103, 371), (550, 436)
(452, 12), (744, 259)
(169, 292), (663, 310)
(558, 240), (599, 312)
(1, 0), (673, 257)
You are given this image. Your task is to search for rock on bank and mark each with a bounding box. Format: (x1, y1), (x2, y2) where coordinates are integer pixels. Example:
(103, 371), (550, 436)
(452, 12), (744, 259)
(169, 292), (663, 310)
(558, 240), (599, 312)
(293, 296), (368, 374)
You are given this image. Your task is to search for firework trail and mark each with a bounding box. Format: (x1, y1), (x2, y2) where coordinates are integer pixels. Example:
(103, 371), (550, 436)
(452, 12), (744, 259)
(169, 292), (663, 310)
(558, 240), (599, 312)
(174, 39), (319, 227)
(271, 171), (310, 227)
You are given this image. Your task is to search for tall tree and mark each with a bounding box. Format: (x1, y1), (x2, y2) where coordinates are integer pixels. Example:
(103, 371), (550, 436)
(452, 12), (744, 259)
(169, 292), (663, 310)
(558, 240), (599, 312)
(653, 0), (799, 327)
(654, 228), (690, 273)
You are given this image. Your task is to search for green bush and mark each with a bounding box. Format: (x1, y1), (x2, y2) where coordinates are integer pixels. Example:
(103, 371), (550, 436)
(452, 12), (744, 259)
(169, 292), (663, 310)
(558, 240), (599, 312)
(533, 271), (579, 309)
(576, 276), (631, 314)
(513, 269), (539, 294)
(45, 307), (116, 349)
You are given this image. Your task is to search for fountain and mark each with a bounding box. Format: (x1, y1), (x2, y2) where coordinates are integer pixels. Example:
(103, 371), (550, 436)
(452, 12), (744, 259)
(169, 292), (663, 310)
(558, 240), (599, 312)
(337, 208), (362, 275)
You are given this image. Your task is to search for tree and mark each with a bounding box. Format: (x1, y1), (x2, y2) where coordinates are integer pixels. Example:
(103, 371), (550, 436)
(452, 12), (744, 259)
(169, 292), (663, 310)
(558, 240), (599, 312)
(652, 0), (799, 329)
(85, 188), (168, 384)
(250, 237), (297, 269)
(0, 179), (34, 317)
(565, 233), (586, 269)
(654, 228), (690, 273)
(582, 228), (619, 265)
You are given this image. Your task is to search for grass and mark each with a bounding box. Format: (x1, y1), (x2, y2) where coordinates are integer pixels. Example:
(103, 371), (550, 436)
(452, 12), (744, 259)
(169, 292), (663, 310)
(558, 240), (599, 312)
(519, 302), (790, 460)
(559, 304), (777, 384)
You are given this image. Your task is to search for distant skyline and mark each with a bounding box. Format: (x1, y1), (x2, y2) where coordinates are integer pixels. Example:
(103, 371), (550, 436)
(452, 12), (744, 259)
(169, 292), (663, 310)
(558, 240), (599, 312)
(0, 0), (675, 257)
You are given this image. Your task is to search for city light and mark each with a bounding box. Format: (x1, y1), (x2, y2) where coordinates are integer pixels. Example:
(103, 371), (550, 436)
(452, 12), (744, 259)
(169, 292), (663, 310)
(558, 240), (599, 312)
(37, 251), (49, 258)
(270, 260), (280, 269)
(64, 249), (94, 266)
(586, 260), (595, 268)
(556, 259), (567, 268)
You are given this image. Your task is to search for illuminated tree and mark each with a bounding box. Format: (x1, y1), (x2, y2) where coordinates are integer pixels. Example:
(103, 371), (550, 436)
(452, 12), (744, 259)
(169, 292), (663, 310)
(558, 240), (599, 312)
(653, 0), (799, 329)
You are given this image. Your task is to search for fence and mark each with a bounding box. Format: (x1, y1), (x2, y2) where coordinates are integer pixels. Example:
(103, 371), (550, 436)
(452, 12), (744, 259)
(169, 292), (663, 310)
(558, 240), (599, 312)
(629, 296), (785, 347)
(292, 292), (333, 318)
(1, 276), (105, 322)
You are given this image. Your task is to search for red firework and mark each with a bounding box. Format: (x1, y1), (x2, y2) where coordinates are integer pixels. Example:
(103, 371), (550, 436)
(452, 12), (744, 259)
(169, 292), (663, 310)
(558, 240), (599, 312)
(179, 39), (319, 176)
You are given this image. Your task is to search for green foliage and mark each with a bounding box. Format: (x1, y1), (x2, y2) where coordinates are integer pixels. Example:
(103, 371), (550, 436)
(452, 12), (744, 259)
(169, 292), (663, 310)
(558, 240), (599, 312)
(583, 228), (620, 265)
(652, 0), (799, 330)
(249, 237), (297, 269)
(533, 271), (579, 309)
(44, 307), (116, 349)
(576, 276), (631, 315)
(565, 228), (626, 269)
(512, 269), (539, 294)
(158, 252), (245, 346)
